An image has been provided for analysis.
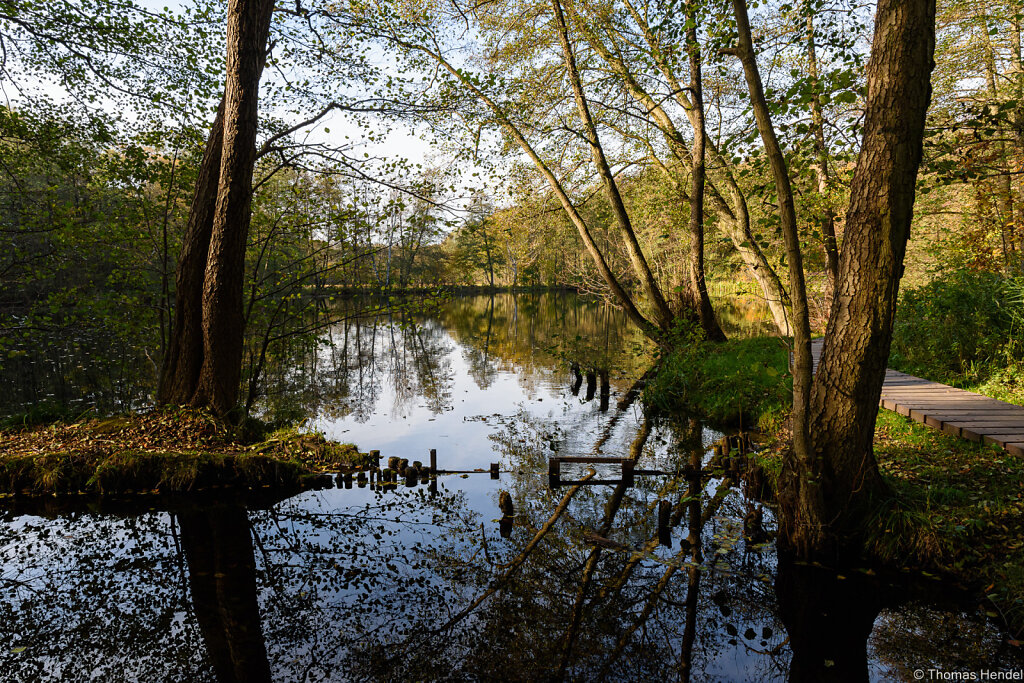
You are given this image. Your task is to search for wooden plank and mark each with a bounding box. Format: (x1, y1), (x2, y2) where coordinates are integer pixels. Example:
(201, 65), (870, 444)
(943, 420), (1024, 438)
(887, 405), (1022, 413)
(809, 339), (1024, 456)
(945, 420), (1024, 429)
(554, 456), (627, 464)
(982, 434), (1024, 447)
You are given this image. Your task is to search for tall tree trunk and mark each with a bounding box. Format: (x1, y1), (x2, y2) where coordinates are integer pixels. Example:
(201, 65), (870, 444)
(192, 0), (275, 415)
(982, 26), (1015, 266)
(783, 0), (936, 560)
(593, 2), (793, 336)
(157, 101), (225, 406)
(551, 0), (675, 331)
(731, 0), (814, 464)
(683, 1), (726, 342)
(404, 40), (663, 340)
(806, 10), (840, 301)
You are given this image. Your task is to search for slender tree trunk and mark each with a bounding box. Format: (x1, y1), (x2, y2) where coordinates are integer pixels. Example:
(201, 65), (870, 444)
(595, 2), (793, 335)
(783, 0), (936, 560)
(405, 41), (662, 340)
(683, 1), (726, 342)
(1011, 14), (1024, 258)
(981, 27), (1015, 266)
(731, 0), (814, 463)
(189, 0), (276, 415)
(551, 0), (675, 331)
(806, 11), (840, 300)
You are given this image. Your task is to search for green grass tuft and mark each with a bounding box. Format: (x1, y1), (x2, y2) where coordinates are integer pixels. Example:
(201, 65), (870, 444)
(645, 333), (792, 430)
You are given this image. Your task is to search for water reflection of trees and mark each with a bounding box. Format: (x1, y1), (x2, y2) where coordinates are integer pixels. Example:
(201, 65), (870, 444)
(257, 293), (653, 425)
(1, 416), (1019, 680)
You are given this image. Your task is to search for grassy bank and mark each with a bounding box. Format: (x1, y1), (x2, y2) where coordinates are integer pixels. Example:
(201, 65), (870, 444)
(644, 335), (792, 431)
(872, 410), (1024, 632)
(0, 409), (365, 497)
(649, 336), (1024, 637)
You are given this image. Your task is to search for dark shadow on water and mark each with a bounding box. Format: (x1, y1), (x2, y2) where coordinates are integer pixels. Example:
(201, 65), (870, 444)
(775, 559), (882, 683)
(178, 504), (272, 683)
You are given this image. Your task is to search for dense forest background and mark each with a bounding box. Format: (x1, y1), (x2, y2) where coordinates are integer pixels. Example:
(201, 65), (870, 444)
(1, 0), (1022, 420)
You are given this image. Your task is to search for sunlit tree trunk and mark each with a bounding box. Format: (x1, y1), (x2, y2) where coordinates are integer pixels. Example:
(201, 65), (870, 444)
(682, 0), (726, 341)
(730, 0), (814, 467)
(806, 10), (840, 301)
(783, 0), (937, 560)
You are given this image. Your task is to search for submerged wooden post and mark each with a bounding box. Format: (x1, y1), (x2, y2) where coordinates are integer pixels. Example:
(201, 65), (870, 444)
(622, 460), (635, 487)
(658, 499), (672, 547)
(499, 491), (515, 517)
(429, 448), (437, 476)
(599, 369), (610, 412)
(490, 463), (500, 479)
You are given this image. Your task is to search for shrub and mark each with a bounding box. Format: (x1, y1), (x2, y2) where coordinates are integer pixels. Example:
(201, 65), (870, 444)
(890, 270), (1024, 402)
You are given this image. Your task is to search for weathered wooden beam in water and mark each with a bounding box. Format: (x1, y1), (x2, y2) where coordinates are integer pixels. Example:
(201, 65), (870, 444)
(430, 449), (437, 477)
(547, 456), (636, 488)
(658, 499), (672, 547)
(599, 369), (610, 412)
(490, 463), (500, 479)
(499, 490), (515, 517)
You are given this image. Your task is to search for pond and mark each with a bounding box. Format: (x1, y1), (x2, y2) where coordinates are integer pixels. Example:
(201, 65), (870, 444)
(1, 293), (1020, 681)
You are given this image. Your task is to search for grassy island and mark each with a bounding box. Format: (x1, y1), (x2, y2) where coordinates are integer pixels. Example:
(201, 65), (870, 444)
(0, 409), (366, 498)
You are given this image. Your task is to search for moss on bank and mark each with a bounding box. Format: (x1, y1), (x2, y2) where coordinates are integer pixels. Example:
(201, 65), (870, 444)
(651, 337), (1024, 637)
(0, 409), (365, 497)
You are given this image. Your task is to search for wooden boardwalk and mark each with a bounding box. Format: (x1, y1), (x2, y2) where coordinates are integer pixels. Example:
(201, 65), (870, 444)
(810, 339), (1024, 457)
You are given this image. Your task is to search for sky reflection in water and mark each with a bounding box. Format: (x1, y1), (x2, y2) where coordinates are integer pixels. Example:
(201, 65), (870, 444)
(1, 294), (1020, 681)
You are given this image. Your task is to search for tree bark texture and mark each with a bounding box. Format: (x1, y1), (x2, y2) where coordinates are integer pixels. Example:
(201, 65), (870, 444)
(158, 0), (275, 416)
(782, 0), (937, 559)
(157, 101), (225, 406)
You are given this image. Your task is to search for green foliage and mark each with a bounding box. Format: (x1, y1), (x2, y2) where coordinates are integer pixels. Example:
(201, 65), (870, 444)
(644, 333), (792, 430)
(890, 270), (1024, 404)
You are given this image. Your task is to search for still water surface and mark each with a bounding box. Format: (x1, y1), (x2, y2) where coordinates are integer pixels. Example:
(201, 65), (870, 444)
(0, 294), (1020, 681)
